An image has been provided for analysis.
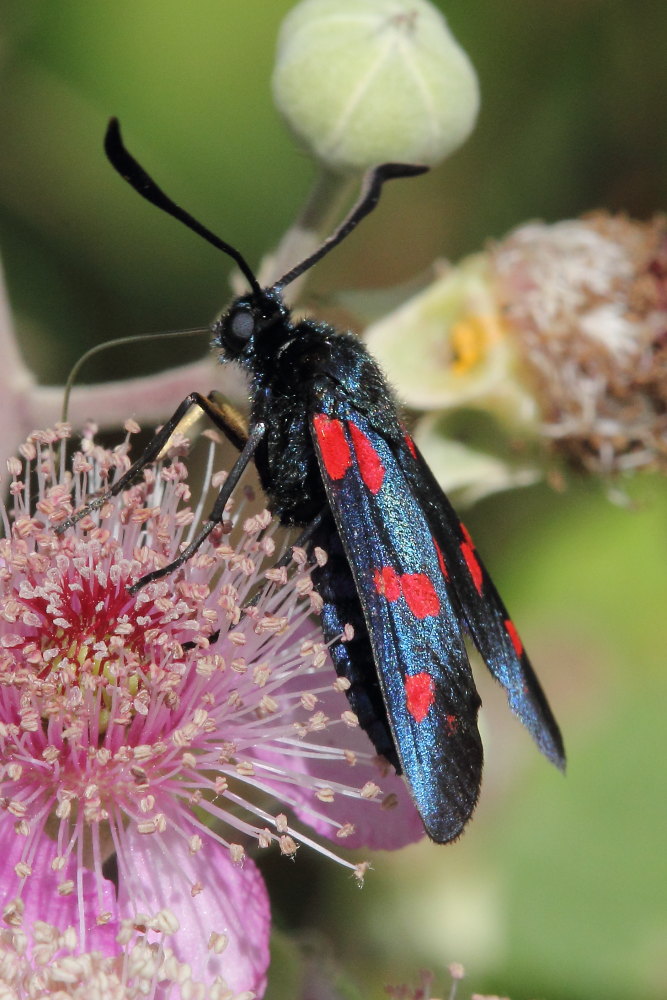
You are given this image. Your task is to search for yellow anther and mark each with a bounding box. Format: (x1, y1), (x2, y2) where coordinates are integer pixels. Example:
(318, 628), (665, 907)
(450, 313), (502, 375)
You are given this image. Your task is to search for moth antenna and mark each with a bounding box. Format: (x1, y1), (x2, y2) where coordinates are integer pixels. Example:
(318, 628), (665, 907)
(271, 162), (428, 293)
(104, 118), (262, 298)
(60, 326), (209, 423)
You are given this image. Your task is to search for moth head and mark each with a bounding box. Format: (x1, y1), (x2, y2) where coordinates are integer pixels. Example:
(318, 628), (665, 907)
(212, 289), (288, 363)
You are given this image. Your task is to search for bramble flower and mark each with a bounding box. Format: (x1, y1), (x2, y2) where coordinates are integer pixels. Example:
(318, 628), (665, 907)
(366, 213), (667, 500)
(0, 424), (423, 997)
(365, 254), (542, 504)
(384, 961), (516, 1000)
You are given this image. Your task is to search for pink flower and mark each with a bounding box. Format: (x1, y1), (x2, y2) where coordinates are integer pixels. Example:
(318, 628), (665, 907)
(0, 423), (422, 998)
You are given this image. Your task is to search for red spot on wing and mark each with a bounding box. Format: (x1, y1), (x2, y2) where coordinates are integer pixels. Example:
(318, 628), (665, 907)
(373, 566), (401, 601)
(403, 432), (417, 459)
(504, 618), (524, 658)
(348, 422), (385, 494)
(313, 413), (351, 480)
(459, 525), (483, 595)
(404, 672), (435, 723)
(374, 566), (441, 618)
(433, 538), (450, 581)
(401, 573), (440, 619)
(460, 522), (475, 549)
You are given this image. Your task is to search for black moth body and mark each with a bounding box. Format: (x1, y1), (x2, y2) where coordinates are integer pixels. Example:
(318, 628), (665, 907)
(62, 119), (565, 844)
(215, 290), (417, 773)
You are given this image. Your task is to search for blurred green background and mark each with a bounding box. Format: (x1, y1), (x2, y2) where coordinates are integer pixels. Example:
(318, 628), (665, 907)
(1, 2), (665, 998)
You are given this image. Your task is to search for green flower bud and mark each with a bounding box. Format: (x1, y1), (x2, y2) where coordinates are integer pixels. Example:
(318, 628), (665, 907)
(272, 0), (479, 172)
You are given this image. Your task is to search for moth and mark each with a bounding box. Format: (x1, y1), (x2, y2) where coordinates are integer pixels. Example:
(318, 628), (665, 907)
(62, 119), (564, 843)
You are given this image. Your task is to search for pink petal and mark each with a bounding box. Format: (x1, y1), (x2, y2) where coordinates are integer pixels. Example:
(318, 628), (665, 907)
(261, 676), (425, 851)
(0, 816), (119, 955)
(119, 823), (270, 996)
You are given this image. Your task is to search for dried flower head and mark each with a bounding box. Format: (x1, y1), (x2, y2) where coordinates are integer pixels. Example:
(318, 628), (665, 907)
(0, 423), (422, 996)
(492, 212), (667, 476)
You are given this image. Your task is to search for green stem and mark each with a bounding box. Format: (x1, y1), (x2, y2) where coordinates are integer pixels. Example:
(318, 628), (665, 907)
(258, 166), (358, 299)
(298, 166), (357, 233)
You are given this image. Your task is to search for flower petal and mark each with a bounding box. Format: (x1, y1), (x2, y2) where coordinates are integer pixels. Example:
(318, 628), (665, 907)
(258, 675), (425, 851)
(365, 253), (536, 426)
(414, 413), (541, 505)
(0, 816), (119, 956)
(119, 822), (270, 996)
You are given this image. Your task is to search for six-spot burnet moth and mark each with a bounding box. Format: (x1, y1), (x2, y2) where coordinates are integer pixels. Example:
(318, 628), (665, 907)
(60, 118), (565, 843)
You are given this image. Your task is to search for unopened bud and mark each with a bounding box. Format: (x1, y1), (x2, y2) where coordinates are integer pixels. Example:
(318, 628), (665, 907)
(273, 0), (479, 172)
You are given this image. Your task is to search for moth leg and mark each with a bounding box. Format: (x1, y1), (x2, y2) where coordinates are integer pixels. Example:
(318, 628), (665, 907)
(198, 391), (249, 452)
(226, 510), (327, 623)
(57, 391), (249, 534)
(268, 511), (326, 574)
(128, 420), (266, 593)
(183, 511), (328, 649)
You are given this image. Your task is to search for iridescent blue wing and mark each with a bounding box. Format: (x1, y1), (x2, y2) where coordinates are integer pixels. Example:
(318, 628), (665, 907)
(310, 408), (483, 843)
(309, 512), (401, 771)
(399, 433), (565, 770)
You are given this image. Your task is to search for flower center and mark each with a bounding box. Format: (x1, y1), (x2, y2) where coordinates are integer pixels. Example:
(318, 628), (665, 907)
(16, 565), (157, 737)
(41, 625), (144, 733)
(450, 313), (501, 375)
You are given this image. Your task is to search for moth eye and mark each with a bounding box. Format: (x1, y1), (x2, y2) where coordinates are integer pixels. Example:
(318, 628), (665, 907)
(229, 309), (255, 342)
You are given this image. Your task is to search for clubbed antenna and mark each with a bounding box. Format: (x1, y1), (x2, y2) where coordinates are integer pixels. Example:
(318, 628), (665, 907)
(271, 162), (428, 292)
(104, 118), (262, 298)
